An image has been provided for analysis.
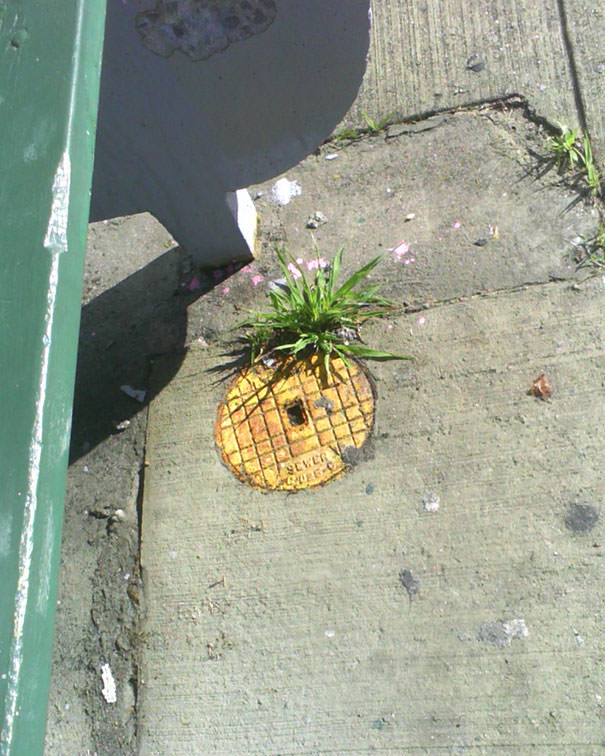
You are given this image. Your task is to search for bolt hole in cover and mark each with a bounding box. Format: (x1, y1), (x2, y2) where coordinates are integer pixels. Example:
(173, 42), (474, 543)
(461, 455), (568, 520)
(215, 354), (376, 491)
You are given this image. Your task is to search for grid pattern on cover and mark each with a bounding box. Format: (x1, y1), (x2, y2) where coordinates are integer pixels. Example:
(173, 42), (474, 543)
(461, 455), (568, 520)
(215, 355), (375, 490)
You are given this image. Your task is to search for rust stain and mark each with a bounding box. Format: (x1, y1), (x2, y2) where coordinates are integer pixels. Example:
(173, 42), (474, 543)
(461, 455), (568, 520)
(215, 354), (375, 491)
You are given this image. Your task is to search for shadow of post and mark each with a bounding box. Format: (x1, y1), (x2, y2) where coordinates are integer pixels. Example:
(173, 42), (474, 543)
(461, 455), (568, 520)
(69, 247), (203, 462)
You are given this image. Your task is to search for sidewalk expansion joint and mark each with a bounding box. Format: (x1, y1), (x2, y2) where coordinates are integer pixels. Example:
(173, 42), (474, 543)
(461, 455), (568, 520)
(402, 276), (589, 316)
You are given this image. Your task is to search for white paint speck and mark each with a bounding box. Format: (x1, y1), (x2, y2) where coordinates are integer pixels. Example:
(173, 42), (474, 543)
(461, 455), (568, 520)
(23, 144), (38, 163)
(101, 663), (117, 704)
(270, 178), (302, 205)
(422, 492), (440, 512)
(325, 630), (336, 638)
(502, 618), (529, 640)
(0, 511), (14, 559)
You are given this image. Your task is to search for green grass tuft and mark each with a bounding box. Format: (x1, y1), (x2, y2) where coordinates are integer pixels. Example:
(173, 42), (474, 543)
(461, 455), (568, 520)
(547, 124), (602, 198)
(241, 248), (411, 373)
(576, 221), (605, 269)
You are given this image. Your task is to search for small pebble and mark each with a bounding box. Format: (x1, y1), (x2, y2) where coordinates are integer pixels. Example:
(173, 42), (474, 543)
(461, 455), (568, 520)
(466, 54), (485, 72)
(399, 569), (420, 602)
(306, 211), (327, 229)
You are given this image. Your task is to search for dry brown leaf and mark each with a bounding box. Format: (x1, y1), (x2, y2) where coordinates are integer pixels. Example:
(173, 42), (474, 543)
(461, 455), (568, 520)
(529, 373), (552, 399)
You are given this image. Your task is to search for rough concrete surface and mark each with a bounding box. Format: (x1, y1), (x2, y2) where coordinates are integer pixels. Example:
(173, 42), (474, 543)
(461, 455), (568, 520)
(254, 107), (596, 305)
(140, 280), (604, 754)
(348, 0), (605, 160)
(351, 0), (577, 129)
(562, 0), (605, 159)
(134, 108), (604, 755)
(44, 1), (605, 754)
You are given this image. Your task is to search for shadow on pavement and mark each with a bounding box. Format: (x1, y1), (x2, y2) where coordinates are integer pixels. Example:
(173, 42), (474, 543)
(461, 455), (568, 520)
(69, 247), (205, 462)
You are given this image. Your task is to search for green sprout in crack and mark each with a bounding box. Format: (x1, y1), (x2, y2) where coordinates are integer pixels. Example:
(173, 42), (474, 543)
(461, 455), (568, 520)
(582, 135), (602, 196)
(361, 110), (394, 134)
(576, 220), (605, 270)
(547, 124), (581, 170)
(241, 248), (411, 374)
(547, 124), (602, 198)
(334, 111), (395, 142)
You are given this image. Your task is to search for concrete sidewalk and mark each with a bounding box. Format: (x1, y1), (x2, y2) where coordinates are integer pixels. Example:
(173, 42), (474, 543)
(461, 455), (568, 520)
(47, 1), (604, 754)
(138, 112), (604, 754)
(348, 0), (605, 160)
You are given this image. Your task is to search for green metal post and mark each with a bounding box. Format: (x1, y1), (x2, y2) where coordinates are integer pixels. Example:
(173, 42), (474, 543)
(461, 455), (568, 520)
(0, 0), (106, 754)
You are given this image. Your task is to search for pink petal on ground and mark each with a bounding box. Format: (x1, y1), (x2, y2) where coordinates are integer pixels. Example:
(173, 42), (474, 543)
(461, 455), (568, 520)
(187, 277), (201, 292)
(222, 286), (230, 294)
(306, 258), (328, 271)
(416, 316), (426, 326)
(251, 275), (264, 286)
(391, 241), (410, 260)
(453, 221), (461, 229)
(287, 262), (302, 279)
(386, 323), (393, 330)
(296, 257), (303, 264)
(241, 265), (252, 274)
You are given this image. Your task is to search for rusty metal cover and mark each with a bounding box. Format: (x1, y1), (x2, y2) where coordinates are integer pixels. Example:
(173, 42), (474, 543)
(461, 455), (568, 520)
(215, 354), (375, 490)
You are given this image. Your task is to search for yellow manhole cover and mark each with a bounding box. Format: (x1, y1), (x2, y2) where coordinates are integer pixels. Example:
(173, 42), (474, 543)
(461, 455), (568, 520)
(215, 354), (375, 490)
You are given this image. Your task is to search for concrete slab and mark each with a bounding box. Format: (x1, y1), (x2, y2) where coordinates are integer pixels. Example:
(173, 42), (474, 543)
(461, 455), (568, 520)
(562, 1), (605, 159)
(248, 109), (597, 306)
(140, 277), (604, 754)
(345, 0), (578, 130)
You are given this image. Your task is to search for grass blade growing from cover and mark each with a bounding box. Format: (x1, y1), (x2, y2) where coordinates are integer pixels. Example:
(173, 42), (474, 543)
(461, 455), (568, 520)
(241, 248), (411, 370)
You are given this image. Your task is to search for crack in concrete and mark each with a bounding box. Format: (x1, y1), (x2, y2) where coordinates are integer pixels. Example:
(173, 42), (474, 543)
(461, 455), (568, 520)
(402, 276), (584, 316)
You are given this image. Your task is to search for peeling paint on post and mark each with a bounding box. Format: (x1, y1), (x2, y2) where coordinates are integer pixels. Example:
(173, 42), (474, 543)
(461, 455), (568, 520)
(0, 0), (106, 752)
(43, 152), (71, 252)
